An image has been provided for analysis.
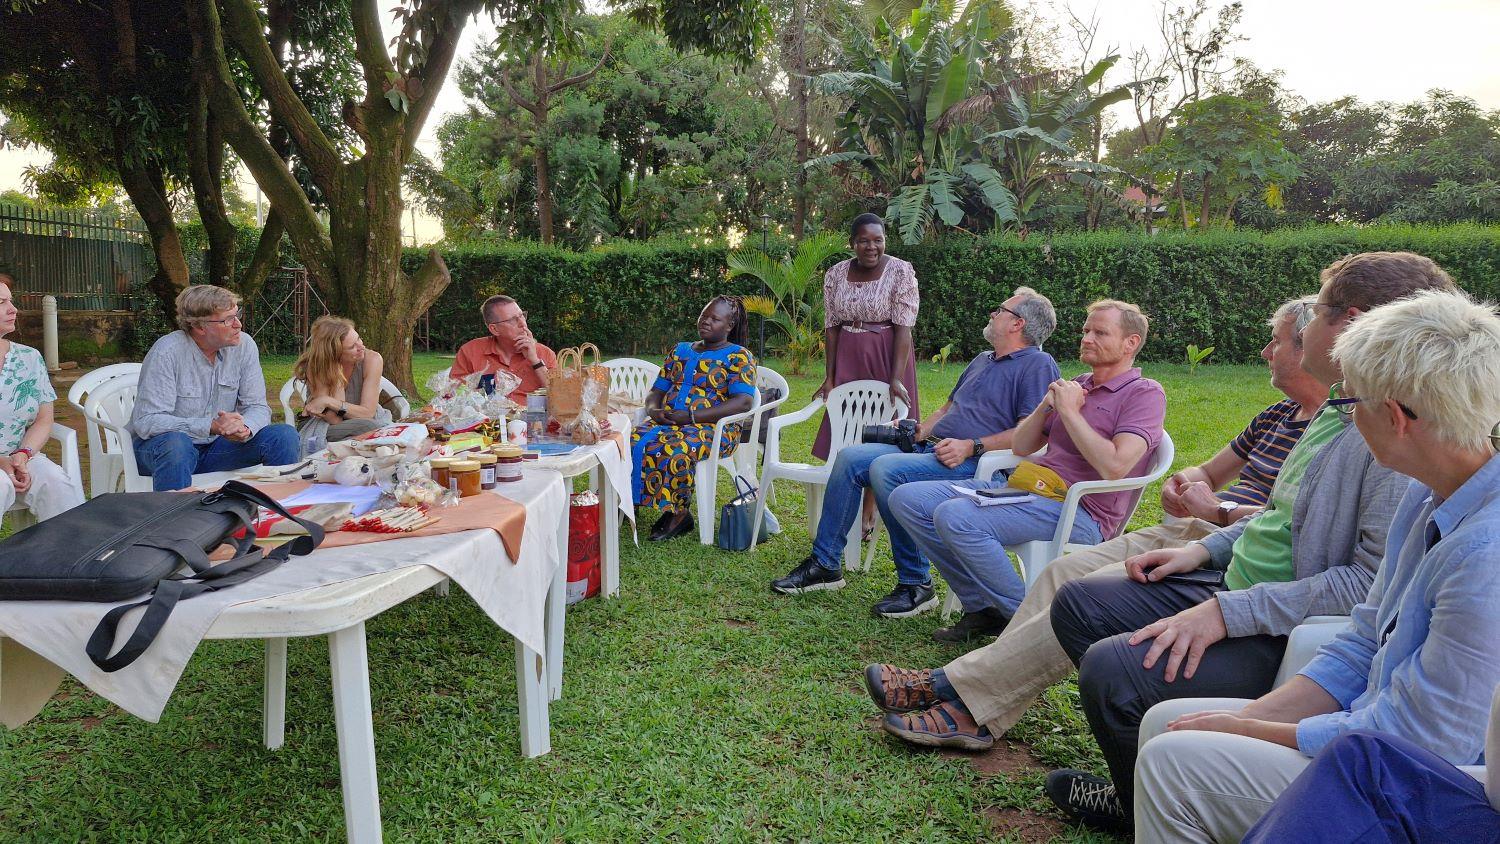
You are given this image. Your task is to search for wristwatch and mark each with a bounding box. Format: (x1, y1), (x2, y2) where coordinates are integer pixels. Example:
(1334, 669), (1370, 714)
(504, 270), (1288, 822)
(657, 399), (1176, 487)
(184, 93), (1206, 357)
(336, 402), (348, 419)
(1215, 500), (1238, 526)
(971, 438), (986, 456)
(530, 360), (546, 370)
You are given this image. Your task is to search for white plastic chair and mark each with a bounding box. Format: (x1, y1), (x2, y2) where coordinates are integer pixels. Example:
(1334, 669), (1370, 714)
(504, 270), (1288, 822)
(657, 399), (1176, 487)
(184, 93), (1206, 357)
(750, 380), (908, 558)
(603, 358), (660, 403)
(277, 377), (411, 427)
(80, 375), (241, 493)
(1272, 615), (1352, 688)
(690, 383), (774, 546)
(65, 362), (141, 497)
(938, 431), (1177, 619)
(3, 423), (83, 529)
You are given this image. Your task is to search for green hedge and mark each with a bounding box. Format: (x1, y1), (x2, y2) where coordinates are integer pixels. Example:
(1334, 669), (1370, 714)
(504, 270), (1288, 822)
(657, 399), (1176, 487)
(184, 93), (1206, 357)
(410, 225), (1500, 363)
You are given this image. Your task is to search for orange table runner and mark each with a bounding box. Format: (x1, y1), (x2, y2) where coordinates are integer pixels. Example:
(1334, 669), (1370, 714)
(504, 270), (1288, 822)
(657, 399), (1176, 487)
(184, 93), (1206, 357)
(246, 481), (528, 561)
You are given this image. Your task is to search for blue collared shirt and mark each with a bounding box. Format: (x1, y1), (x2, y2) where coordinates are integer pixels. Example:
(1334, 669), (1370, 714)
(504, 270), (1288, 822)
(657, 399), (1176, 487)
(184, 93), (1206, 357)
(930, 345), (1060, 441)
(1296, 452), (1500, 765)
(128, 330), (273, 443)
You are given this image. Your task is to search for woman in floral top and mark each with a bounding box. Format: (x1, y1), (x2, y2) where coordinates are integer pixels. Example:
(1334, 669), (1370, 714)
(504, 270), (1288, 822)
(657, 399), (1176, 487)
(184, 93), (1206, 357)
(816, 213), (921, 539)
(0, 273), (84, 524)
(632, 296), (757, 542)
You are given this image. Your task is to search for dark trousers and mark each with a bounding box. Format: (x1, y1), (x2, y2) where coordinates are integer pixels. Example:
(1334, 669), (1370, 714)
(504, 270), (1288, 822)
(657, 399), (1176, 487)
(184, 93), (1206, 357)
(1244, 730), (1500, 844)
(1050, 573), (1287, 809)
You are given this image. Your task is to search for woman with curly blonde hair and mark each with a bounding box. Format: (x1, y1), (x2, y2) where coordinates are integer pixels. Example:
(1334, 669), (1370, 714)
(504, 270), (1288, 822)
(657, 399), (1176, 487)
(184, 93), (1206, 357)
(292, 316), (394, 448)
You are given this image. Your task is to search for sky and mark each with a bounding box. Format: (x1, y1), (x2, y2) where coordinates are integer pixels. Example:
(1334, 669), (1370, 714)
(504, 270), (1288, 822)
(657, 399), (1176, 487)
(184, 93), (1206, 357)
(3, 0), (1498, 242)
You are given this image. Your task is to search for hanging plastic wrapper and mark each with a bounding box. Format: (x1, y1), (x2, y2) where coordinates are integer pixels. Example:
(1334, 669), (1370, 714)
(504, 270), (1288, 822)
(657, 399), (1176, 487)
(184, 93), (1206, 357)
(567, 377), (607, 445)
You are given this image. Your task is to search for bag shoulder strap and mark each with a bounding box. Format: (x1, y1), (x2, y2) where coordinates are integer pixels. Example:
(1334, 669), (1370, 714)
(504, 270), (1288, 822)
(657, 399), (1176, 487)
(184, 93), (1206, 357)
(85, 481), (326, 672)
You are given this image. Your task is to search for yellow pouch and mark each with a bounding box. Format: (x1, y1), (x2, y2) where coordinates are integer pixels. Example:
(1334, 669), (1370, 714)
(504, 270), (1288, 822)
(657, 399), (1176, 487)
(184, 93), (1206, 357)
(1006, 461), (1069, 502)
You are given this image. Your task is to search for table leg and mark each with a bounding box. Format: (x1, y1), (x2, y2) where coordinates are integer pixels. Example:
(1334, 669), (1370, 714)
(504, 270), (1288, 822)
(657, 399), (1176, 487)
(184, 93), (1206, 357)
(433, 580), (450, 599)
(328, 623), (382, 844)
(546, 501), (568, 701)
(598, 463), (621, 598)
(263, 637), (288, 750)
(514, 638), (551, 757)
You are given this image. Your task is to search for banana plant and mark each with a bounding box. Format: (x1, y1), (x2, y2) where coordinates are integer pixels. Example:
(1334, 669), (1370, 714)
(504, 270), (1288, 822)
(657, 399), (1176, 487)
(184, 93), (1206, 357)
(729, 231), (849, 375)
(806, 2), (1017, 243)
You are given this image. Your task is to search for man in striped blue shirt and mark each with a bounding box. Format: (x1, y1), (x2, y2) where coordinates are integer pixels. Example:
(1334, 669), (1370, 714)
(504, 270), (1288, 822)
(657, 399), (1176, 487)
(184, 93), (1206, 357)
(865, 296), (1330, 751)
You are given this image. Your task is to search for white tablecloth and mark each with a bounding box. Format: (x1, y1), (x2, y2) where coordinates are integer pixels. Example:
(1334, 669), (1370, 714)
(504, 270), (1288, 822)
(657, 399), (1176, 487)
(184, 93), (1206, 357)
(0, 470), (567, 723)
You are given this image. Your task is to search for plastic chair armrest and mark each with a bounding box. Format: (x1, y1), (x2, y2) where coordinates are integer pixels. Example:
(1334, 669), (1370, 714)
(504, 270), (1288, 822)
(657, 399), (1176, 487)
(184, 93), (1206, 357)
(48, 424), (82, 485)
(973, 449), (1024, 483)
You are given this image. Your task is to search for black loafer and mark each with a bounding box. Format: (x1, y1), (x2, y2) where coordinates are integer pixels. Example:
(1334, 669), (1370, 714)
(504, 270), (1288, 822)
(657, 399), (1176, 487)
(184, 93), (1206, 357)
(932, 608), (1010, 643)
(649, 513), (694, 542)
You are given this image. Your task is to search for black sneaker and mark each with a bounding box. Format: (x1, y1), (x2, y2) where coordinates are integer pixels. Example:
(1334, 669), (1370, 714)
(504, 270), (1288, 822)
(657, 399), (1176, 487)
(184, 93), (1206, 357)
(1044, 769), (1129, 833)
(770, 556), (846, 595)
(872, 583), (938, 618)
(932, 607), (1009, 643)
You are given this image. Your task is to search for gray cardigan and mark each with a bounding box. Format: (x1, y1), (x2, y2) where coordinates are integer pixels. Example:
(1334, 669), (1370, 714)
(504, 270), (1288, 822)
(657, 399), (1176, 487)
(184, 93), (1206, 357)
(1198, 413), (1409, 639)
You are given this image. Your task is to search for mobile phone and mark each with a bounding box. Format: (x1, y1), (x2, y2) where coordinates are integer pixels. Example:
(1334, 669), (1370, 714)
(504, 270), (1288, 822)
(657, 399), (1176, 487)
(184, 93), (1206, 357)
(976, 487), (1030, 500)
(1160, 569), (1226, 587)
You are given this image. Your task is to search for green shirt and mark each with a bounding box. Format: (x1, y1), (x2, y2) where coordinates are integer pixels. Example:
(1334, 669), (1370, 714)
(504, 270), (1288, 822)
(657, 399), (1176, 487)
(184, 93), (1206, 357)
(1224, 406), (1345, 591)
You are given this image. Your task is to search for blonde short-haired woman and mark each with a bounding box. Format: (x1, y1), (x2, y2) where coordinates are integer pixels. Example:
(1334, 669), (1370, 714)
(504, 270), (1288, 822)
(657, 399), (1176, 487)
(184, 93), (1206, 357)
(291, 316), (394, 449)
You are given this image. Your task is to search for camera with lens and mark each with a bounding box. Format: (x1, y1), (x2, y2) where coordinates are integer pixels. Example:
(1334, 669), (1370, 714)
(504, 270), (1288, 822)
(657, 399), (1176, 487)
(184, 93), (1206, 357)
(860, 418), (923, 452)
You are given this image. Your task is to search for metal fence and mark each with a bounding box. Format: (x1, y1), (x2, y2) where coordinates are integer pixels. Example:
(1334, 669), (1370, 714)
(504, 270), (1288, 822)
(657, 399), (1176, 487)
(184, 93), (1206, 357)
(0, 203), (151, 310)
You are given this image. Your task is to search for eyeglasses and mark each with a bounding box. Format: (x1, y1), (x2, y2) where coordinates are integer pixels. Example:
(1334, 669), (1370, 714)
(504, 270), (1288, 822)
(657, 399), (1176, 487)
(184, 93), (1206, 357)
(201, 311), (243, 326)
(487, 310), (527, 327)
(1311, 302), (1348, 318)
(992, 305), (1024, 321)
(1327, 381), (1418, 420)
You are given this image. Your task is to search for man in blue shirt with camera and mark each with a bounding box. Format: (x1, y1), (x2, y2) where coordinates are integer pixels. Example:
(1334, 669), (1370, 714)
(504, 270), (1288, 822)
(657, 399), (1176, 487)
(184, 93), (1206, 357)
(770, 287), (1061, 618)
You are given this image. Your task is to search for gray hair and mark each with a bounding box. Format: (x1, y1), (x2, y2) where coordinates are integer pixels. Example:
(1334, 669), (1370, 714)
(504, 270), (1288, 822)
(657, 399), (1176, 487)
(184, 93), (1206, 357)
(1268, 295), (1318, 348)
(176, 285), (240, 330)
(1012, 286), (1057, 347)
(1333, 289), (1500, 453)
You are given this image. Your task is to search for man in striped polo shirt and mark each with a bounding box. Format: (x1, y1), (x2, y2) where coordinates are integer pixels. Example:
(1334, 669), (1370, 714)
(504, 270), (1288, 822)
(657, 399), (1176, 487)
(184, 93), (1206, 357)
(864, 296), (1329, 750)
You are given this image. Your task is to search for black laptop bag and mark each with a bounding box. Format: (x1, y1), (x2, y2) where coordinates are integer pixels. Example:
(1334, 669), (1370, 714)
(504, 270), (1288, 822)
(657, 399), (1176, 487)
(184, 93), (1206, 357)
(0, 480), (324, 671)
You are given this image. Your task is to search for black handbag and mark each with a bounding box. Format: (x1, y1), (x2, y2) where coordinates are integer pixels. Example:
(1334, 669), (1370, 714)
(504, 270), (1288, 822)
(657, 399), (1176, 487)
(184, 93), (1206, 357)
(0, 480), (324, 672)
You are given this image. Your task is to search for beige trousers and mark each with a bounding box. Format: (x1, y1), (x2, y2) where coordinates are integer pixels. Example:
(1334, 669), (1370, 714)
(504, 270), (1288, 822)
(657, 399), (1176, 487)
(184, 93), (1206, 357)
(1133, 698), (1306, 844)
(942, 518), (1218, 737)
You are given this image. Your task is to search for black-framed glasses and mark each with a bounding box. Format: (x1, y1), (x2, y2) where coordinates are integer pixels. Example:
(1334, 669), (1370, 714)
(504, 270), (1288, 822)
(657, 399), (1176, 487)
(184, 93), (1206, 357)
(488, 310), (527, 327)
(992, 305), (1024, 321)
(1328, 381), (1418, 420)
(201, 310), (243, 326)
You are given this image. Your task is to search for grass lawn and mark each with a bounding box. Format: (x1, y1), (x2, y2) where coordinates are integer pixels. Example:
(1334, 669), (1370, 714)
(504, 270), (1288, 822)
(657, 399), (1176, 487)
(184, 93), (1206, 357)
(0, 353), (1281, 843)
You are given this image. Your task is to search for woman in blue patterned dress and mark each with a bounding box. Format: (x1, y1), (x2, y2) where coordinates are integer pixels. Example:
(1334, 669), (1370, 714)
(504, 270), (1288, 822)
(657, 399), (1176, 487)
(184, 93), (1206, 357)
(633, 296), (757, 541)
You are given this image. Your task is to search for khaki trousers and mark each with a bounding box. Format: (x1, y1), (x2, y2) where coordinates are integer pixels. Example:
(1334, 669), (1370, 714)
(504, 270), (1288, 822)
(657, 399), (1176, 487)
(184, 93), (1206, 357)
(1133, 698), (1307, 844)
(942, 518), (1217, 737)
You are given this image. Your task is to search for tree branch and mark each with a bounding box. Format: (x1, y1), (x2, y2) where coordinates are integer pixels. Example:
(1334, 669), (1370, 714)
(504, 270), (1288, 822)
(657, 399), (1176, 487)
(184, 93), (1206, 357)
(498, 67), (544, 119)
(548, 43), (611, 95)
(401, 0), (480, 160)
(192, 0), (336, 287)
(350, 0), (396, 93)
(238, 210), (286, 302)
(217, 0), (341, 190)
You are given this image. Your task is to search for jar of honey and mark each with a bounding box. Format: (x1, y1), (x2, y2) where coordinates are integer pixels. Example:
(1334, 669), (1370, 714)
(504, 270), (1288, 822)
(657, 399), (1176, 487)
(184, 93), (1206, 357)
(493, 443), (524, 483)
(429, 457), (454, 491)
(449, 460), (482, 497)
(475, 452), (499, 490)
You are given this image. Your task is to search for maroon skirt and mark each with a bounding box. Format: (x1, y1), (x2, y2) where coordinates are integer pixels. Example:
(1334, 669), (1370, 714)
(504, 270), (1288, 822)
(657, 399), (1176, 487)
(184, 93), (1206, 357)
(813, 323), (920, 460)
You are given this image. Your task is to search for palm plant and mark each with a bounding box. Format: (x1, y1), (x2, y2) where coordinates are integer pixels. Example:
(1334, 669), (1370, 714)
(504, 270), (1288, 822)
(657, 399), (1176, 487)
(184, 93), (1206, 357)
(806, 2), (1019, 243)
(729, 231), (849, 375)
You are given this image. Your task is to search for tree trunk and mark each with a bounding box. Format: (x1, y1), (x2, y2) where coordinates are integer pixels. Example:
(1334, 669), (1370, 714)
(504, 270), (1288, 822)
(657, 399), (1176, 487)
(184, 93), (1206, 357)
(116, 152), (190, 317)
(535, 143), (554, 246)
(1175, 170), (1188, 229)
(791, 0), (809, 236)
(1200, 172), (1212, 230)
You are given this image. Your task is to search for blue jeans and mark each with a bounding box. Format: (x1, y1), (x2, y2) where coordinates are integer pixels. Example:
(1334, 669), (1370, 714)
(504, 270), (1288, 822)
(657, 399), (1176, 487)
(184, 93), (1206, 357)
(1244, 730), (1499, 844)
(809, 443), (978, 585)
(133, 425), (301, 491)
(888, 478), (1102, 616)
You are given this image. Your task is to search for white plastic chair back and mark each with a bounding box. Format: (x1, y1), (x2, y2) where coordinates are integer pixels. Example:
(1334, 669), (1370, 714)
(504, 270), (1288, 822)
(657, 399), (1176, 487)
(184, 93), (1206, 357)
(603, 358), (660, 404)
(66, 362), (141, 497)
(83, 377), (150, 492)
(3, 424), (81, 528)
(821, 380), (909, 465)
(1272, 616), (1351, 688)
(280, 376), (410, 426)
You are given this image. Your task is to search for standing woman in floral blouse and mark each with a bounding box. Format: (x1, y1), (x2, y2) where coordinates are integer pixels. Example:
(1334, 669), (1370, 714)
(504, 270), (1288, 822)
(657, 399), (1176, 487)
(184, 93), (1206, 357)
(0, 272), (84, 525)
(815, 213), (920, 539)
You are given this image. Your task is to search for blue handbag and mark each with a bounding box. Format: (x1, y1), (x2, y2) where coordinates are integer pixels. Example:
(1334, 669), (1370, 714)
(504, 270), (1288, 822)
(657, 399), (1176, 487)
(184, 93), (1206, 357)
(716, 476), (779, 551)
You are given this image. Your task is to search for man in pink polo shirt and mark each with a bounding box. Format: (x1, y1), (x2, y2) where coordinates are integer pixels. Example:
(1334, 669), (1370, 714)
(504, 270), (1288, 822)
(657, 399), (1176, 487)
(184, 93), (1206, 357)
(888, 299), (1167, 642)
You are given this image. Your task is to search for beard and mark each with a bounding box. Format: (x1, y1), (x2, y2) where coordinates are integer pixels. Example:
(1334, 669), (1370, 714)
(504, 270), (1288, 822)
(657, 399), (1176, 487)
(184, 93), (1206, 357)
(982, 322), (996, 345)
